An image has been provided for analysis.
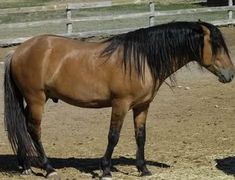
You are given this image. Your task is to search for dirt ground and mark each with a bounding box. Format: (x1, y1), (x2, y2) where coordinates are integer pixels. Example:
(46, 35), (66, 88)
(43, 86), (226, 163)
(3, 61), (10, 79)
(0, 27), (235, 180)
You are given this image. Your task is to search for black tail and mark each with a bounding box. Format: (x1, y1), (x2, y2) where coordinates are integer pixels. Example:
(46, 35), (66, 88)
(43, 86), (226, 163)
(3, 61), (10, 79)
(4, 52), (38, 162)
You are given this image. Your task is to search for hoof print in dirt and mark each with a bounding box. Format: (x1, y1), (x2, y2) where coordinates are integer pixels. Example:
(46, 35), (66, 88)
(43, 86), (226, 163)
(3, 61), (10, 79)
(101, 176), (112, 180)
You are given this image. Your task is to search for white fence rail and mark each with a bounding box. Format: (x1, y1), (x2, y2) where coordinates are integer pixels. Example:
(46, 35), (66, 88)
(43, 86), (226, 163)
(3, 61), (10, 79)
(0, 0), (234, 47)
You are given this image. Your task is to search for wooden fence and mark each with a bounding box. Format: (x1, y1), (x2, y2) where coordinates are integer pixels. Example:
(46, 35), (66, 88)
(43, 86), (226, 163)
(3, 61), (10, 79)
(0, 0), (234, 47)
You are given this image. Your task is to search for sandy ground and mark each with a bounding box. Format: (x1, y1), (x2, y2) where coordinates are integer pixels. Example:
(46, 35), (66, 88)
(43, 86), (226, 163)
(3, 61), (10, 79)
(0, 27), (235, 180)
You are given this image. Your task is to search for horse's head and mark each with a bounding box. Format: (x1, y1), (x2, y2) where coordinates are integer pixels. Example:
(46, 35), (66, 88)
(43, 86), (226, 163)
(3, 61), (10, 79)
(200, 24), (235, 83)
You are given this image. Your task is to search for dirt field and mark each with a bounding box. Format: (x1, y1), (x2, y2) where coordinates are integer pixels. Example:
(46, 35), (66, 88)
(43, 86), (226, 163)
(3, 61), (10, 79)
(0, 27), (235, 180)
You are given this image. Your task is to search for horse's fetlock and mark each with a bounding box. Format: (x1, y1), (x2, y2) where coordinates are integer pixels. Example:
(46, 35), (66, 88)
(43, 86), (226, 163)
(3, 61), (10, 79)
(136, 159), (146, 169)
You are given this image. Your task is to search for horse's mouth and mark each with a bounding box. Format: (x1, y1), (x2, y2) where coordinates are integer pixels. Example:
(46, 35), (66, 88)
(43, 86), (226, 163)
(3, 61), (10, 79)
(219, 77), (230, 83)
(218, 74), (233, 83)
(205, 65), (234, 83)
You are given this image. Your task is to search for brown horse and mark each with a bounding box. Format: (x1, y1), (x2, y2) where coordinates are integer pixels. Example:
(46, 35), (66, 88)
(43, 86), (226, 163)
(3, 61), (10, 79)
(4, 21), (235, 179)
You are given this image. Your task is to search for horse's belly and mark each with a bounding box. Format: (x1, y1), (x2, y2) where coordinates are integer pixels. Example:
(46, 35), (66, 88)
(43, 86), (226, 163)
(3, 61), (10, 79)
(46, 82), (112, 108)
(60, 97), (112, 108)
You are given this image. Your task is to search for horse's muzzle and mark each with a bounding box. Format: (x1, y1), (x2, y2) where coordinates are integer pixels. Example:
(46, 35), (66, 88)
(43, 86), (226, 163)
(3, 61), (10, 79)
(218, 68), (235, 83)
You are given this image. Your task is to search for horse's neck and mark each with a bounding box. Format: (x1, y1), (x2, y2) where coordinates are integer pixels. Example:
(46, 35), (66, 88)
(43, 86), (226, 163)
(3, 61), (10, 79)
(166, 58), (192, 79)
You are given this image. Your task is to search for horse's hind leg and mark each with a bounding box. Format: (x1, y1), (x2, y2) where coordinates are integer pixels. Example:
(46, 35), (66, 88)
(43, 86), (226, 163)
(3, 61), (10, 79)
(101, 100), (129, 179)
(17, 136), (32, 174)
(133, 104), (151, 176)
(25, 92), (59, 179)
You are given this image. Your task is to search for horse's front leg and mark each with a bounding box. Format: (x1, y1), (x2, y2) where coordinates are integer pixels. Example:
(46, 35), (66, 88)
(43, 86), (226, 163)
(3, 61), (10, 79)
(101, 100), (129, 179)
(133, 104), (152, 176)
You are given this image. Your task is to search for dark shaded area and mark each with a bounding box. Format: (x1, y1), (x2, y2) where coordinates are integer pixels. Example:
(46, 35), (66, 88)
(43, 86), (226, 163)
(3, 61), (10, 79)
(0, 155), (18, 172)
(0, 154), (170, 178)
(194, 2), (208, 7)
(0, 155), (20, 178)
(207, 0), (235, 7)
(216, 156), (235, 176)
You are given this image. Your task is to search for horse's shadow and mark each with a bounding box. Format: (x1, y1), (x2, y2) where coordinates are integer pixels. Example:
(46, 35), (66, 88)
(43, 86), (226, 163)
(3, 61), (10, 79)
(216, 156), (235, 176)
(4, 155), (235, 178)
(0, 154), (170, 178)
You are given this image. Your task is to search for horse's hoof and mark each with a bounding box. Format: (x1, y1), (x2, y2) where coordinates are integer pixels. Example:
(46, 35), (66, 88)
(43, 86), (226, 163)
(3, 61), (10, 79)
(22, 168), (33, 175)
(46, 171), (61, 180)
(101, 172), (112, 180)
(140, 170), (152, 177)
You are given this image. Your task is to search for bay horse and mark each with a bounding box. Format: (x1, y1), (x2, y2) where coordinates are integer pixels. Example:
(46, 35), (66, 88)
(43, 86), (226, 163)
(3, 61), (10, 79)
(4, 21), (235, 179)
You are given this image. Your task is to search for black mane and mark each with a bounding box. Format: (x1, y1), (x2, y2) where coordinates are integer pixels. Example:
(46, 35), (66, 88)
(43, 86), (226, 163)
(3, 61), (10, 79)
(199, 21), (229, 58)
(101, 21), (229, 81)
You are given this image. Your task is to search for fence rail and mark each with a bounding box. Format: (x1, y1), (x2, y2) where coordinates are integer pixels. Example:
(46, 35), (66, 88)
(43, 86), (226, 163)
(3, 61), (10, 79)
(0, 0), (234, 47)
(0, 4), (66, 15)
(155, 6), (235, 16)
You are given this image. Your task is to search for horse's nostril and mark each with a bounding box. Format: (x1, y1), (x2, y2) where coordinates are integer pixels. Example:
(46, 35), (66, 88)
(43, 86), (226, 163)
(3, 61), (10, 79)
(231, 73), (234, 80)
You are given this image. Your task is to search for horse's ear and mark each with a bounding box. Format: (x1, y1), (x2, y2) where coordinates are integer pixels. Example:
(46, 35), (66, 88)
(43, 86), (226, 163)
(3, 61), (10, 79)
(201, 25), (212, 66)
(201, 25), (210, 36)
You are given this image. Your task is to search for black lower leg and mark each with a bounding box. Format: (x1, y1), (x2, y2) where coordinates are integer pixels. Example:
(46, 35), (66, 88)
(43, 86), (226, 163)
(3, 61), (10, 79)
(17, 142), (31, 171)
(34, 140), (55, 175)
(27, 121), (55, 175)
(135, 126), (151, 176)
(101, 129), (120, 177)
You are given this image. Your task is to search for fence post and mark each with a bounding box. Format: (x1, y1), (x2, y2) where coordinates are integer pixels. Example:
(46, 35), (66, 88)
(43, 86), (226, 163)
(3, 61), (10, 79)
(228, 0), (233, 23)
(149, 0), (155, 26)
(66, 6), (73, 34)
